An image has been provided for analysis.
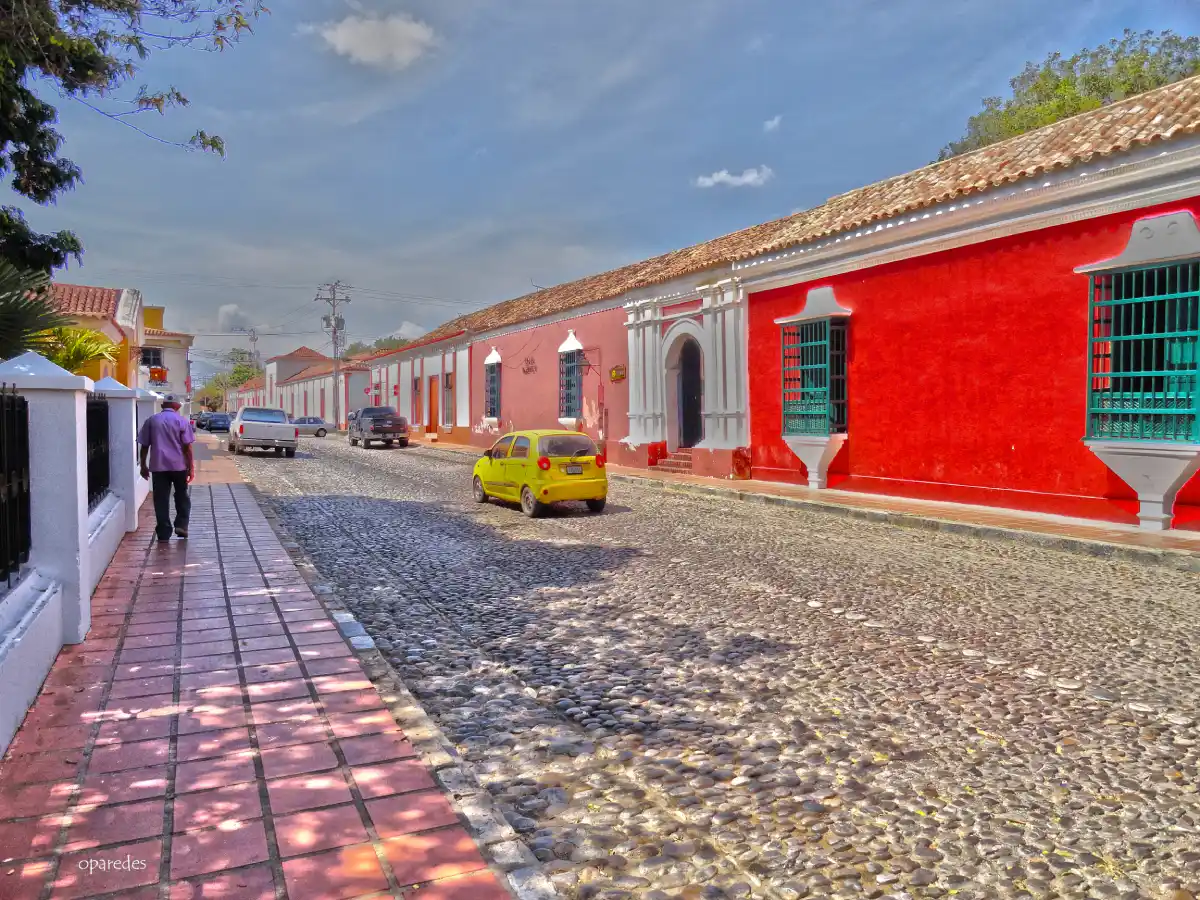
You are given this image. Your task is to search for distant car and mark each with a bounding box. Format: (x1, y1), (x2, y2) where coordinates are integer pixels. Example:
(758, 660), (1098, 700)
(348, 406), (409, 448)
(195, 411), (213, 430)
(473, 430), (607, 518)
(228, 407), (298, 457)
(206, 413), (231, 433)
(294, 416), (329, 437)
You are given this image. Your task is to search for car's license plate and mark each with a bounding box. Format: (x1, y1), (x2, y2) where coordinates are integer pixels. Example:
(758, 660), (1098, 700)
(566, 465), (583, 475)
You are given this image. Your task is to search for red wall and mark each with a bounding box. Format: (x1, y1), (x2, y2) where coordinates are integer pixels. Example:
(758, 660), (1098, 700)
(748, 197), (1200, 524)
(468, 307), (631, 453)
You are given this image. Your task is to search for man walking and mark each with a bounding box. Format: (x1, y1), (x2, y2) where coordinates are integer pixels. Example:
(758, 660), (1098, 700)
(138, 395), (195, 541)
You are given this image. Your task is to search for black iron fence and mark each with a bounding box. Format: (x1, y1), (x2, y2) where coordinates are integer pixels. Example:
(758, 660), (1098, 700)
(86, 394), (111, 510)
(0, 386), (31, 587)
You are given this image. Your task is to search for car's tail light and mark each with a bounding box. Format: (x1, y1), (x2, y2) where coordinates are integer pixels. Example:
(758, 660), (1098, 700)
(294, 428), (299, 439)
(536, 456), (551, 471)
(595, 454), (606, 469)
(238, 424), (244, 435)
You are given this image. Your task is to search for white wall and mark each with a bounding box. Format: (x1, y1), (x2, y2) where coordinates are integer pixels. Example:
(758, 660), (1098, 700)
(399, 361), (413, 419)
(144, 343), (190, 400)
(455, 348), (470, 427)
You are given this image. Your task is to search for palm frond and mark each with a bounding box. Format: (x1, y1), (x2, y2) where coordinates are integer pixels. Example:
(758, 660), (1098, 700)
(0, 261), (74, 360)
(41, 327), (120, 374)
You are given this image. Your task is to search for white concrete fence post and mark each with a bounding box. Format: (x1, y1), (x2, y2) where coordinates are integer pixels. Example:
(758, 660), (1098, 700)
(0, 352), (93, 644)
(96, 377), (140, 533)
(134, 389), (159, 512)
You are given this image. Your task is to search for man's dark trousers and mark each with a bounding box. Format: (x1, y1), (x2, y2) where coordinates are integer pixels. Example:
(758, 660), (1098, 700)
(151, 471), (190, 540)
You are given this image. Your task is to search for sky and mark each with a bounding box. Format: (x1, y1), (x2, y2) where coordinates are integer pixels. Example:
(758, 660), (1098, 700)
(14, 0), (1199, 375)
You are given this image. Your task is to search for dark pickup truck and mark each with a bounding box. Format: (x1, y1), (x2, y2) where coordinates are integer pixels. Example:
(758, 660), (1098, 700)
(348, 406), (409, 448)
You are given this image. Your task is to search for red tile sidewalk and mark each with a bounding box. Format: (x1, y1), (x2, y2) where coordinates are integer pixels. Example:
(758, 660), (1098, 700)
(0, 449), (510, 899)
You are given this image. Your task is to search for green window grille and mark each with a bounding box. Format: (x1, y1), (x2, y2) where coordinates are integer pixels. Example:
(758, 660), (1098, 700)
(781, 318), (847, 436)
(1086, 261), (1199, 443)
(559, 350), (584, 419)
(485, 362), (501, 418)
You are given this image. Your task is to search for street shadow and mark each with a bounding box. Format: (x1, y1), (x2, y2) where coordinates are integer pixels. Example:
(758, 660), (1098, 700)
(481, 497), (636, 518)
(271, 493), (802, 753)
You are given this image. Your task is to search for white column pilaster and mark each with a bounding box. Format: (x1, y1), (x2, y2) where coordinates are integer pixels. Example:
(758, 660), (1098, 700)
(96, 378), (139, 533)
(623, 306), (642, 444)
(0, 353), (93, 643)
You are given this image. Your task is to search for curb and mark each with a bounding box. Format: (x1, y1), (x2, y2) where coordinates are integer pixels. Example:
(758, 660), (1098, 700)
(405, 442), (1200, 573)
(606, 474), (1200, 573)
(245, 483), (558, 900)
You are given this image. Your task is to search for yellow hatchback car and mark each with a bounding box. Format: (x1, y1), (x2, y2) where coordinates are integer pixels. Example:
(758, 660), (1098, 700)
(472, 430), (608, 517)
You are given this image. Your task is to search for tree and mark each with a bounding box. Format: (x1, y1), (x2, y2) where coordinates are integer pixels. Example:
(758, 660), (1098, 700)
(346, 336), (412, 357)
(228, 361), (260, 387)
(939, 29), (1200, 160)
(1, 0), (268, 271)
(41, 327), (119, 374)
(195, 384), (225, 411)
(195, 374), (231, 410)
(0, 261), (73, 359)
(222, 348), (261, 387)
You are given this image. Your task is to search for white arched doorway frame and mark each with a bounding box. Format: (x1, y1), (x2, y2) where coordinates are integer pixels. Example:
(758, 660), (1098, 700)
(661, 318), (707, 452)
(624, 278), (749, 450)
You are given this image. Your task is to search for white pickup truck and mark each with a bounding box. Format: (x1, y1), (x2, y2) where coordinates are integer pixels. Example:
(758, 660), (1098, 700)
(228, 407), (299, 457)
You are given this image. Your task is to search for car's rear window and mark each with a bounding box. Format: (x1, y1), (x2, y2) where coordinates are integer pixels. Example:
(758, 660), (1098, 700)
(539, 435), (597, 457)
(361, 407), (398, 417)
(241, 409), (288, 423)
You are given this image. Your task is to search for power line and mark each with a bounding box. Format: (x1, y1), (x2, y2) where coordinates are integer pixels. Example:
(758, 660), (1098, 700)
(77, 266), (481, 307)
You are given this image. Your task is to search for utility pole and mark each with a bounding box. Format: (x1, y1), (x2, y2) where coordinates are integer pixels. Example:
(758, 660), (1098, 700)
(233, 327), (261, 368)
(317, 281), (351, 428)
(245, 328), (260, 368)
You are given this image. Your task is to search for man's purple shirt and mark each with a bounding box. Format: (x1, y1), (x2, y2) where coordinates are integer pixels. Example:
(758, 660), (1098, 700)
(138, 409), (195, 472)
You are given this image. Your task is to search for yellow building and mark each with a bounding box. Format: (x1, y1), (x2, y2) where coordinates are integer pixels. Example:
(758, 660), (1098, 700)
(51, 283), (194, 394)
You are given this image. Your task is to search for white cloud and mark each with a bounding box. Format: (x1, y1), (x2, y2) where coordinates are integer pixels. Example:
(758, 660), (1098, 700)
(763, 114), (782, 133)
(391, 321), (427, 340)
(312, 14), (437, 72)
(217, 303), (253, 331)
(694, 166), (775, 189)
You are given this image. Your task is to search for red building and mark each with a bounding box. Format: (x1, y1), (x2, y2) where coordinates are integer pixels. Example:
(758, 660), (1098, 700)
(371, 76), (1200, 530)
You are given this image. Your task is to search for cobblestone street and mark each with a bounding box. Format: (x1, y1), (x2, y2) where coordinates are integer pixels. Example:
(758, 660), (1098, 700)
(234, 439), (1200, 900)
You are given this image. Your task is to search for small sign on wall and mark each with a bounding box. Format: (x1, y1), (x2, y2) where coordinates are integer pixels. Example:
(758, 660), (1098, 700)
(609, 365), (626, 383)
(522, 357), (537, 375)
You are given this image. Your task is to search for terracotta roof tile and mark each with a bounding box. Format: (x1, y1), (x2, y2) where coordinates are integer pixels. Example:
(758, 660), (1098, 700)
(144, 327), (192, 339)
(266, 346), (329, 363)
(236, 375), (265, 391)
(362, 330), (466, 361)
(421, 74), (1200, 339)
(51, 283), (122, 319)
(279, 361), (367, 384)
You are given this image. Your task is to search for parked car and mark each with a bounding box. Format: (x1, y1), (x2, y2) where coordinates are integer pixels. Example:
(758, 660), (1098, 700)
(348, 406), (409, 448)
(473, 430), (607, 518)
(294, 416), (329, 437)
(228, 407), (298, 457)
(194, 411), (212, 430)
(206, 413), (231, 433)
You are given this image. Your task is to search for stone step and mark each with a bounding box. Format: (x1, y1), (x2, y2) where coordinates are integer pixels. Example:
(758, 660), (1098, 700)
(655, 463), (693, 474)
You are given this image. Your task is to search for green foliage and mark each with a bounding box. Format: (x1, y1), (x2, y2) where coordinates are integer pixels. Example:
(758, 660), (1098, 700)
(196, 376), (230, 410)
(228, 361), (260, 387)
(347, 336), (413, 357)
(0, 261), (73, 360)
(0, 0), (268, 271)
(195, 385), (225, 411)
(940, 29), (1200, 160)
(41, 327), (119, 374)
